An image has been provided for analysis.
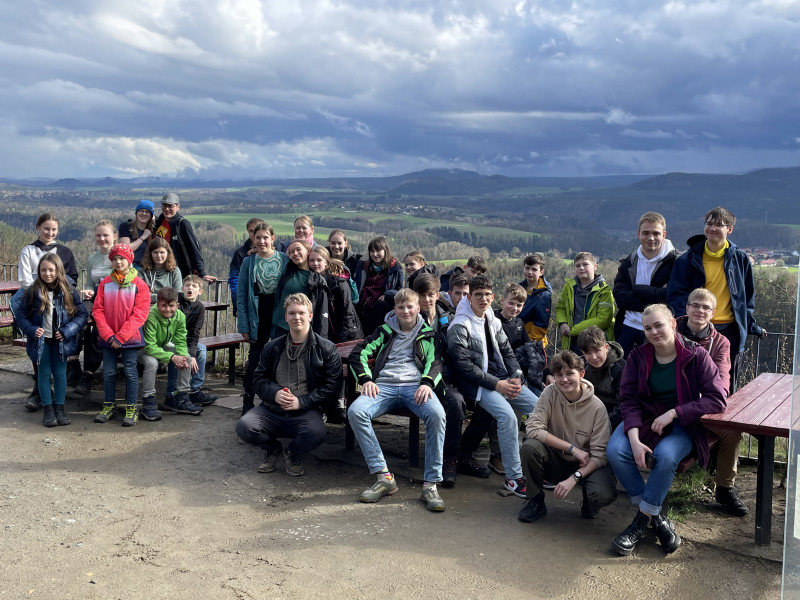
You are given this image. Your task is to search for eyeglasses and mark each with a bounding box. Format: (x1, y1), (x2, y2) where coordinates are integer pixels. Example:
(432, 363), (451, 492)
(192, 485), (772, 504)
(704, 221), (727, 229)
(688, 302), (714, 313)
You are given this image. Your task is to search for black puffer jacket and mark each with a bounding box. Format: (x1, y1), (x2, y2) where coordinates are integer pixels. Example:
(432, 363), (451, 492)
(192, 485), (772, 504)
(326, 272), (363, 342)
(252, 331), (343, 414)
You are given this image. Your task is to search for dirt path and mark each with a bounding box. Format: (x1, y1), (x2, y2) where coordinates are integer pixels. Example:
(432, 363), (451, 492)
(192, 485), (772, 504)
(0, 367), (783, 599)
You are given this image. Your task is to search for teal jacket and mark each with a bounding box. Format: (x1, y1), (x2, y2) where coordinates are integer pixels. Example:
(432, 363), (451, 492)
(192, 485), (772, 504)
(143, 305), (189, 362)
(556, 277), (615, 349)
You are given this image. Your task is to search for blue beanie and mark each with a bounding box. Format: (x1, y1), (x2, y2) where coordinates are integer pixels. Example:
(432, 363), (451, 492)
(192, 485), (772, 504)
(135, 199), (154, 216)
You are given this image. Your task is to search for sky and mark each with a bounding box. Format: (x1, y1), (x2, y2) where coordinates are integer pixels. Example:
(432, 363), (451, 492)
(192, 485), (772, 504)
(2, 0), (800, 180)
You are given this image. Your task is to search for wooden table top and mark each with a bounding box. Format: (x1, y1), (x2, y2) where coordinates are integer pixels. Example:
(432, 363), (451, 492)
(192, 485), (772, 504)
(701, 373), (799, 438)
(0, 281), (21, 294)
(201, 301), (228, 312)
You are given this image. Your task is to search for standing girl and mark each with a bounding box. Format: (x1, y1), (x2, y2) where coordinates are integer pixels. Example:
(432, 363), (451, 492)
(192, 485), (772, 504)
(354, 236), (404, 335)
(16, 213), (80, 410)
(75, 220), (118, 396)
(326, 229), (362, 278)
(278, 215), (317, 252)
(140, 237), (183, 304)
(237, 223), (289, 414)
(118, 199), (156, 269)
(16, 255), (88, 427)
(271, 240), (329, 338)
(92, 244), (151, 427)
(307, 247), (363, 343)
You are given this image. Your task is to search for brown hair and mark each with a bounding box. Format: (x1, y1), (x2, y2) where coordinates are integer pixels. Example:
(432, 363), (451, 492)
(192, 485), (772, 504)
(638, 212), (666, 230)
(573, 251), (597, 265)
(523, 253), (545, 268)
(27, 254), (77, 317)
(449, 274), (470, 290)
(367, 236), (393, 274)
(142, 237), (178, 272)
(550, 350), (585, 375)
(502, 282), (526, 303)
(36, 213), (59, 229)
(156, 287), (179, 304)
(466, 256), (487, 274)
(412, 273), (440, 295)
(705, 206), (736, 228)
(183, 274), (204, 288)
(246, 217), (266, 230)
(576, 325), (607, 352)
(468, 275), (493, 293)
(405, 250), (426, 263)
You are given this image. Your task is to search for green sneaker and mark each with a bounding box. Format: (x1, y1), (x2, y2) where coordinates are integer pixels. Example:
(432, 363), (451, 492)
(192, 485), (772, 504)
(122, 404), (139, 427)
(94, 403), (116, 423)
(420, 485), (446, 512)
(360, 476), (399, 503)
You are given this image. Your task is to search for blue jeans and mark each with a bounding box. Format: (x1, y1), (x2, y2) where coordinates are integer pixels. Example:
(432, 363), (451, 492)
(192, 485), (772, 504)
(167, 342), (206, 395)
(102, 347), (139, 405)
(348, 384), (446, 483)
(607, 421), (693, 515)
(475, 386), (538, 480)
(39, 340), (67, 406)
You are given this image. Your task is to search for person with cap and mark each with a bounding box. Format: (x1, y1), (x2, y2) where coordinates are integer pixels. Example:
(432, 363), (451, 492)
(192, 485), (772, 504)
(118, 199), (156, 269)
(154, 192), (216, 282)
(92, 243), (151, 427)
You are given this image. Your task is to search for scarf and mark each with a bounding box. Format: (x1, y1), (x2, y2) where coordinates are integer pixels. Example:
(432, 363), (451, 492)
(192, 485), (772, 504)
(111, 267), (138, 288)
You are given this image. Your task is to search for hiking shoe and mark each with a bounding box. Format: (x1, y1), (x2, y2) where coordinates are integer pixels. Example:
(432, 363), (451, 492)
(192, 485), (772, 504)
(66, 360), (83, 387)
(163, 394), (203, 415)
(258, 448), (281, 473)
(612, 511), (651, 556)
(542, 479), (557, 490)
(190, 391), (218, 406)
(651, 513), (681, 553)
(283, 447), (304, 476)
(360, 477), (399, 503)
(504, 477), (527, 498)
(457, 456), (491, 478)
(42, 404), (58, 428)
(715, 486), (750, 517)
(518, 493), (547, 522)
(488, 454), (505, 475)
(140, 398), (162, 422)
(95, 403), (116, 423)
(25, 381), (42, 412)
(75, 372), (93, 397)
(420, 485), (446, 512)
(441, 458), (457, 488)
(53, 404), (71, 426)
(122, 404), (139, 427)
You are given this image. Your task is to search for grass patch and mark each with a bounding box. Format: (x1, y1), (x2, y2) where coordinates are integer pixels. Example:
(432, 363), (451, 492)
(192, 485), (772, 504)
(666, 464), (714, 522)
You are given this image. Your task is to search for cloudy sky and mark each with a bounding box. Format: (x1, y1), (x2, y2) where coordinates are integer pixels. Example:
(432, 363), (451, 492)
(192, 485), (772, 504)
(2, 0), (799, 179)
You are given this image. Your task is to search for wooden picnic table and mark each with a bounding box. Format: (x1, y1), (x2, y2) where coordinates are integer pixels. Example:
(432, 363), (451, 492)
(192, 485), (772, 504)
(0, 281), (21, 294)
(701, 372), (799, 545)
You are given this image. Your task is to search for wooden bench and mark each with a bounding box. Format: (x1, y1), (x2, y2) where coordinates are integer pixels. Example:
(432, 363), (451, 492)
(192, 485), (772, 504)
(199, 332), (247, 384)
(336, 339), (421, 468)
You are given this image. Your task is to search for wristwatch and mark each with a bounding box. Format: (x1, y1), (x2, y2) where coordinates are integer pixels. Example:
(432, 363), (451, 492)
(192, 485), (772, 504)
(572, 471), (583, 483)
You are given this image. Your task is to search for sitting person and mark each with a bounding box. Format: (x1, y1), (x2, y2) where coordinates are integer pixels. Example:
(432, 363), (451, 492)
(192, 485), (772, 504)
(138, 287), (202, 421)
(441, 274), (470, 311)
(518, 350), (617, 522)
(577, 326), (626, 430)
(404, 250), (439, 291)
(607, 304), (726, 556)
(236, 294), (342, 476)
(348, 288), (447, 511)
(447, 275), (538, 497)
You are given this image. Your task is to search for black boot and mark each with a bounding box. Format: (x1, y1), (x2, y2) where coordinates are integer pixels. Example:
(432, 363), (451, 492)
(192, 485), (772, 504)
(518, 492), (547, 523)
(715, 486), (750, 517)
(66, 359), (83, 387)
(241, 393), (255, 416)
(42, 404), (57, 427)
(651, 513), (681, 553)
(75, 372), (94, 397)
(53, 404), (71, 426)
(25, 379), (42, 412)
(612, 511), (651, 556)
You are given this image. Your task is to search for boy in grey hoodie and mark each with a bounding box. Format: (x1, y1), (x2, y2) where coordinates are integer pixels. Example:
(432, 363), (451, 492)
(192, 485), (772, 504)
(518, 350), (617, 523)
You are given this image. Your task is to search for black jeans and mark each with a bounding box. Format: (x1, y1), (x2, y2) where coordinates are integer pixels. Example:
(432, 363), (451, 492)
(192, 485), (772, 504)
(236, 404), (326, 457)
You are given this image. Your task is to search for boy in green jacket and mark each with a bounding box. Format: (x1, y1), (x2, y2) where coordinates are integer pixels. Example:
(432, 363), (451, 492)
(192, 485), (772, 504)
(138, 287), (202, 423)
(556, 252), (615, 352)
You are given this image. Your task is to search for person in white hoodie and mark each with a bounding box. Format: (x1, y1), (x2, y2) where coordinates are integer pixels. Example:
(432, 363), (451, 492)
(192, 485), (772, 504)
(518, 350), (617, 523)
(447, 275), (538, 498)
(612, 212), (678, 357)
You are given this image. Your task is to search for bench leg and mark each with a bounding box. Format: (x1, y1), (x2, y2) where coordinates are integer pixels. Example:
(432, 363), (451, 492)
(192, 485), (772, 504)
(228, 346), (236, 384)
(754, 435), (775, 546)
(408, 416), (420, 468)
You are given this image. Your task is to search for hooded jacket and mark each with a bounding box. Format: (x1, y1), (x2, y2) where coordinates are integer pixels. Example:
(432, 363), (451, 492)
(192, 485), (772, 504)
(253, 331), (343, 415)
(514, 340), (547, 396)
(326, 272), (363, 343)
(93, 272), (150, 349)
(17, 285), (88, 363)
(154, 211), (206, 278)
(556, 276), (615, 349)
(354, 258), (404, 301)
(526, 379), (610, 469)
(349, 312), (442, 390)
(518, 276), (553, 342)
(142, 304), (189, 362)
(446, 298), (521, 401)
(583, 340), (626, 407)
(676, 315), (731, 395)
(613, 243), (678, 339)
(667, 234), (763, 353)
(619, 335), (726, 467)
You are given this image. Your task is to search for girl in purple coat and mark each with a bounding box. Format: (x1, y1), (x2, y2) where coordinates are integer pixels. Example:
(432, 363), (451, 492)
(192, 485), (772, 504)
(607, 304), (726, 556)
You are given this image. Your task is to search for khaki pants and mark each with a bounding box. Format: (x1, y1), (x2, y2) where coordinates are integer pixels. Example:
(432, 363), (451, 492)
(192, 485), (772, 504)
(715, 430), (742, 488)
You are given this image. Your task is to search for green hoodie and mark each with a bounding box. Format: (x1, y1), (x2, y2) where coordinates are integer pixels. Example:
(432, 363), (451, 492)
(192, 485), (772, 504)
(556, 277), (615, 349)
(143, 304), (189, 362)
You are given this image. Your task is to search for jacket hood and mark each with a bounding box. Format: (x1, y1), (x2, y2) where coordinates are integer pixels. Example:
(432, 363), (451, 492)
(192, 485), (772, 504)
(637, 238), (675, 261)
(518, 276), (553, 293)
(603, 341), (624, 367)
(384, 310), (425, 336)
(453, 294), (495, 326)
(676, 314), (713, 341)
(554, 378), (597, 406)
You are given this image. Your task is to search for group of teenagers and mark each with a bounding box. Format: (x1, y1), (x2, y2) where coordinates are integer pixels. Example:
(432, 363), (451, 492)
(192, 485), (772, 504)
(13, 194), (765, 557)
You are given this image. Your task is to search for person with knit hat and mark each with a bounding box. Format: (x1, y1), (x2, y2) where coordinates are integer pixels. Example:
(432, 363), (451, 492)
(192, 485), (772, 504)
(154, 192), (216, 282)
(92, 243), (151, 427)
(119, 199), (156, 269)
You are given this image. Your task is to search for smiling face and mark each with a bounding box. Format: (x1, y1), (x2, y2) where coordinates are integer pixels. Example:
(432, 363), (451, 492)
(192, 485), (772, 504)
(151, 247), (168, 267)
(686, 299), (716, 331)
(294, 221), (313, 239)
(37, 220), (59, 245)
(394, 299), (421, 330)
(468, 288), (494, 318)
(582, 343), (609, 369)
(554, 367), (585, 399)
(254, 229), (274, 254)
(287, 242), (308, 267)
(704, 218), (733, 247)
(500, 295), (523, 319)
(308, 251), (328, 273)
(637, 220), (666, 259)
(136, 209), (153, 227)
(38, 260), (58, 285)
(642, 311), (677, 352)
(328, 233), (347, 259)
(157, 299), (179, 320)
(95, 225), (117, 252)
(369, 247), (385, 265)
(161, 202), (179, 219)
(404, 257), (423, 276)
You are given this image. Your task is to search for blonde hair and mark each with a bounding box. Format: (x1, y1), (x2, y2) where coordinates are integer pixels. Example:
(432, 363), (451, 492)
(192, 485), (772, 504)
(283, 292), (312, 312)
(638, 212), (666, 231)
(642, 303), (674, 321)
(394, 288), (419, 305)
(688, 288), (717, 308)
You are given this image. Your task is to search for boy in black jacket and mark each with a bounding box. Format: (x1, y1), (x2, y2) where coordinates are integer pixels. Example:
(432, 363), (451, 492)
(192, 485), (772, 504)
(576, 326), (625, 430)
(155, 192), (216, 282)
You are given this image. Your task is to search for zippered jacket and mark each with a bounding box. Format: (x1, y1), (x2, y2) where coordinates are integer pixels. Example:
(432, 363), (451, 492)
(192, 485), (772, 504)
(613, 249), (677, 339)
(154, 212), (206, 278)
(555, 277), (615, 349)
(17, 285), (88, 363)
(517, 276), (553, 338)
(143, 304), (189, 362)
(93, 274), (150, 348)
